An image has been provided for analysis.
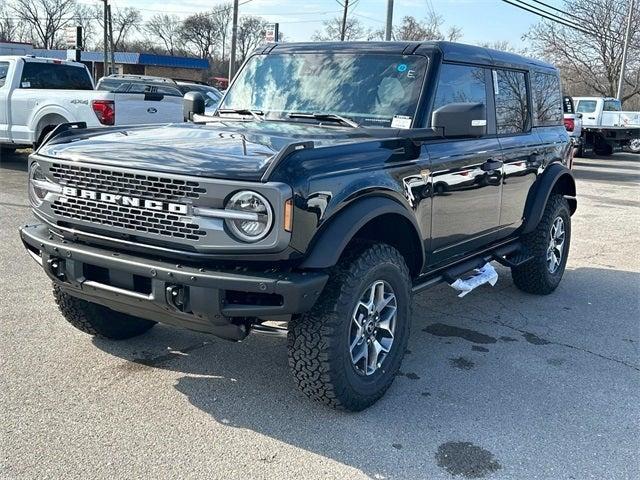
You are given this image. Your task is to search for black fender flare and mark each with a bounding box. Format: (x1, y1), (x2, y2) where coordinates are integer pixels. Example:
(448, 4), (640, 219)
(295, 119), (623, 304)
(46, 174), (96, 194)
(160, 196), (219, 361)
(522, 163), (576, 234)
(299, 196), (424, 272)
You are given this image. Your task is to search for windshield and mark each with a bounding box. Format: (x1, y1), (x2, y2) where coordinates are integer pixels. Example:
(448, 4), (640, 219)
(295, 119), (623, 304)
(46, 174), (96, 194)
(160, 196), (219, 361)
(221, 53), (428, 127)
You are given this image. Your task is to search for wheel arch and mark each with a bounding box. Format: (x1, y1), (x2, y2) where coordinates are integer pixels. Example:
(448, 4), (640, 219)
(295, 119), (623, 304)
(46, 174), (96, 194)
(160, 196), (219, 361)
(522, 162), (576, 234)
(31, 108), (72, 145)
(299, 196), (424, 277)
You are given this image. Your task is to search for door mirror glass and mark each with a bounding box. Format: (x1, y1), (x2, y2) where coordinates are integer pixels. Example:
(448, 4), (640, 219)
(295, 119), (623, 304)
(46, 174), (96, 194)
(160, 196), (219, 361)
(432, 102), (487, 138)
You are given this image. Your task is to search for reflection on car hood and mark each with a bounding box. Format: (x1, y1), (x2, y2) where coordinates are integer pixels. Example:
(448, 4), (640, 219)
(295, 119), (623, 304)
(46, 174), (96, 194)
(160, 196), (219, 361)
(38, 121), (376, 181)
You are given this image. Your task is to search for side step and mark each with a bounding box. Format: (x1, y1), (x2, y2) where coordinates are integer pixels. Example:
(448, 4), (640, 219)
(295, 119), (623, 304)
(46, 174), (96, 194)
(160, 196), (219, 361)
(412, 241), (527, 293)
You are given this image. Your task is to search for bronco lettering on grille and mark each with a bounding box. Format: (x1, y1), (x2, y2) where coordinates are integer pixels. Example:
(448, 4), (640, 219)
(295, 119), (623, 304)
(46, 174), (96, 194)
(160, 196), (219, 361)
(61, 187), (188, 215)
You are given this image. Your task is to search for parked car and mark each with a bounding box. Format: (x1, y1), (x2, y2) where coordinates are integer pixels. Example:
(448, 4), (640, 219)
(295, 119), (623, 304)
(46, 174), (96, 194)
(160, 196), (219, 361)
(0, 57), (183, 152)
(175, 81), (222, 114)
(96, 73), (180, 92)
(573, 96), (640, 155)
(20, 41), (576, 411)
(562, 96), (582, 162)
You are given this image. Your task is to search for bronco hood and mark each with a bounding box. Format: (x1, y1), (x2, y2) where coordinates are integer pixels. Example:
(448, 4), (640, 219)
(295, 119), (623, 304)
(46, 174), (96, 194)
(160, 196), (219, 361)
(37, 122), (375, 181)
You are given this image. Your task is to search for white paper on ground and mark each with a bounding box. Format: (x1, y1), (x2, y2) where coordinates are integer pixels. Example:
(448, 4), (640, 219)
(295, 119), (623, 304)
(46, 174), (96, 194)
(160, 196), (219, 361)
(449, 263), (498, 298)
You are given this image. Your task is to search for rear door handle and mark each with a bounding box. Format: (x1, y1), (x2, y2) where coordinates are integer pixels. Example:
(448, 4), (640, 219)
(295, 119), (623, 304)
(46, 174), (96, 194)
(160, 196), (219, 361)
(481, 159), (503, 172)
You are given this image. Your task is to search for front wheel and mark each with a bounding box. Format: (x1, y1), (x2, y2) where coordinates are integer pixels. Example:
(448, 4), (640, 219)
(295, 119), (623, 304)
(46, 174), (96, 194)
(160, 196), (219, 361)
(288, 243), (412, 411)
(512, 194), (571, 295)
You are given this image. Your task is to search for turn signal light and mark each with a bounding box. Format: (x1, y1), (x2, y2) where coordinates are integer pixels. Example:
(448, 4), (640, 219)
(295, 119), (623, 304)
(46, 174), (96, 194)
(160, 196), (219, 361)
(563, 117), (575, 132)
(91, 100), (115, 125)
(284, 198), (293, 232)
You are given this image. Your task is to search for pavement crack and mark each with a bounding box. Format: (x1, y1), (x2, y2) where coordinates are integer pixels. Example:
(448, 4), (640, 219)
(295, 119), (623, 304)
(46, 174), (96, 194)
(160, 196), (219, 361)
(428, 308), (640, 372)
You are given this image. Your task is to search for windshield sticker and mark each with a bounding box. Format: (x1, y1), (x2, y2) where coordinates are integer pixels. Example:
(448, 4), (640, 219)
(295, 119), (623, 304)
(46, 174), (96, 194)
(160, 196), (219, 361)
(21, 81), (30, 88)
(407, 70), (416, 79)
(397, 63), (407, 73)
(391, 115), (412, 129)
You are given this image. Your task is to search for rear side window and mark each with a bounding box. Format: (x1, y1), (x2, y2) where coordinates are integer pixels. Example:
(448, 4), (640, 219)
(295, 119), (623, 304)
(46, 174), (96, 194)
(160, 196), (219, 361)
(532, 72), (563, 126)
(603, 99), (621, 111)
(0, 62), (9, 88)
(576, 100), (597, 113)
(494, 69), (530, 134)
(433, 63), (487, 111)
(20, 62), (93, 90)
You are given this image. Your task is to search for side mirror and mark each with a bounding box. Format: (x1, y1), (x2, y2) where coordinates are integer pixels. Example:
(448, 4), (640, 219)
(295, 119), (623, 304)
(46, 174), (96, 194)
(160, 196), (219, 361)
(577, 113), (583, 119)
(432, 102), (486, 138)
(183, 91), (205, 121)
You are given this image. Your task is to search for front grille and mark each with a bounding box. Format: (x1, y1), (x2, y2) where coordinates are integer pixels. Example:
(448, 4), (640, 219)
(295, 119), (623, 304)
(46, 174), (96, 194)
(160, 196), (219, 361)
(52, 197), (206, 240)
(50, 163), (207, 201)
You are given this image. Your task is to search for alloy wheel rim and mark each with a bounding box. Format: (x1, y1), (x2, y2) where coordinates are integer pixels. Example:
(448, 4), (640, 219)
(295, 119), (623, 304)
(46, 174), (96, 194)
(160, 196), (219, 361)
(349, 280), (397, 376)
(547, 216), (566, 273)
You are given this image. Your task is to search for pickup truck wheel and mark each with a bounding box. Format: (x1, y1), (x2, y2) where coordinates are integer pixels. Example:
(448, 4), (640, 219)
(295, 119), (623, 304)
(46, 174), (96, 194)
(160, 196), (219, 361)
(53, 284), (156, 339)
(628, 139), (640, 154)
(512, 194), (571, 295)
(288, 243), (411, 411)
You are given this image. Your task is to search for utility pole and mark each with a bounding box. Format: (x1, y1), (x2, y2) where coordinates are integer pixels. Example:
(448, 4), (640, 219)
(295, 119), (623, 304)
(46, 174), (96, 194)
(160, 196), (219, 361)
(102, 0), (108, 77)
(616, 0), (635, 102)
(107, 4), (115, 75)
(385, 0), (394, 41)
(340, 0), (349, 41)
(228, 0), (239, 81)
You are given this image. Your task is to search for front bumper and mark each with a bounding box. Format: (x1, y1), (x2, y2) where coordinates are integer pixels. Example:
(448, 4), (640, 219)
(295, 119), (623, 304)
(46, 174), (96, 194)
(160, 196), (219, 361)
(20, 224), (328, 340)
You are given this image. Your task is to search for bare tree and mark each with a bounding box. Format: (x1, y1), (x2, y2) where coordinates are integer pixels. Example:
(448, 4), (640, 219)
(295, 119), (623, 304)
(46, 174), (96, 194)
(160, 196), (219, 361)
(181, 12), (218, 59)
(73, 4), (97, 49)
(1, 2), (26, 42)
(236, 16), (267, 62)
(94, 5), (141, 51)
(145, 14), (182, 55)
(367, 13), (461, 42)
(525, 0), (640, 105)
(312, 16), (364, 41)
(11, 0), (76, 48)
(210, 3), (232, 60)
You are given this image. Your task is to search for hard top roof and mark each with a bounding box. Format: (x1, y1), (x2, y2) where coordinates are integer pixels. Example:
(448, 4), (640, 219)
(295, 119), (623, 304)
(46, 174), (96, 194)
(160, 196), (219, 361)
(262, 41), (556, 72)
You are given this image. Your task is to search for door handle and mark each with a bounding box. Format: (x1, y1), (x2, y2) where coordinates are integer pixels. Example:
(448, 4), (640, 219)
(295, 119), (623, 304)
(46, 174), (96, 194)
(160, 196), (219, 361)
(481, 159), (503, 172)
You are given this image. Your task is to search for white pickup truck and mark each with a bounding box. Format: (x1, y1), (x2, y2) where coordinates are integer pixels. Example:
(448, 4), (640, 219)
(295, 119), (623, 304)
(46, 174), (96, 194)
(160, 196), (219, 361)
(573, 96), (640, 155)
(0, 56), (183, 152)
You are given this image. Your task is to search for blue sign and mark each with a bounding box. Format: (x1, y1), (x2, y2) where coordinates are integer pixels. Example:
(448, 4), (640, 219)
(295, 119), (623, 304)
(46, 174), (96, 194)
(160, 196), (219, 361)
(397, 63), (407, 72)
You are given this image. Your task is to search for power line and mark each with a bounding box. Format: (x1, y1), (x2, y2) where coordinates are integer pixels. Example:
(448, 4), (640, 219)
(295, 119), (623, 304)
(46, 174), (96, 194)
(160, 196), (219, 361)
(501, 0), (625, 45)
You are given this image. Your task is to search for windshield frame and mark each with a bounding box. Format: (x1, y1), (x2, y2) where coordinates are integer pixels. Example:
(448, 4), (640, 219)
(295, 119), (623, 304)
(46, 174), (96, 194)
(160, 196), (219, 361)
(217, 52), (430, 129)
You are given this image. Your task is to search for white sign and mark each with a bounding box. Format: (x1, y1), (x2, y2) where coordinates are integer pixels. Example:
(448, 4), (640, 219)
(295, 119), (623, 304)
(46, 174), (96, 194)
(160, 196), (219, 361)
(265, 24), (278, 43)
(65, 26), (79, 48)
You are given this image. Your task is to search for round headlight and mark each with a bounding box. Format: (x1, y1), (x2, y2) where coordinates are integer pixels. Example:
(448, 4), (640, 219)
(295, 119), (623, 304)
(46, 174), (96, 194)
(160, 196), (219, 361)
(224, 191), (273, 242)
(28, 162), (47, 206)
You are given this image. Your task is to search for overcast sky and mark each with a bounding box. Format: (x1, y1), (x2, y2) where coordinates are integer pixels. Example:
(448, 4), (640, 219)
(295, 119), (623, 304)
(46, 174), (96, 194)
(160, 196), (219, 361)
(80, 0), (565, 47)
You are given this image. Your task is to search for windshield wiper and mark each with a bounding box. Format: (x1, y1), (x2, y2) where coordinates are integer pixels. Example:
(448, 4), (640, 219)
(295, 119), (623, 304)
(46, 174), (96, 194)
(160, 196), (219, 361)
(218, 108), (264, 121)
(288, 112), (360, 128)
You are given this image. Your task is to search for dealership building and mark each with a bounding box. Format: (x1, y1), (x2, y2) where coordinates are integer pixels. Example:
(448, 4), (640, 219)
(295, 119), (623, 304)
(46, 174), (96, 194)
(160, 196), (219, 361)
(0, 42), (209, 82)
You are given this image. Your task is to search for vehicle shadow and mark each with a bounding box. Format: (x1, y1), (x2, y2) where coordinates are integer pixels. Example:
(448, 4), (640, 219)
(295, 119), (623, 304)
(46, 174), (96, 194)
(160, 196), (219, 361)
(91, 266), (639, 478)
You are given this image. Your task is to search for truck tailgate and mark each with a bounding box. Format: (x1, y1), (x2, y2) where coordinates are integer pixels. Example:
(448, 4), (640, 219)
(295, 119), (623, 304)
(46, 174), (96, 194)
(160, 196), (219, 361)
(113, 93), (183, 125)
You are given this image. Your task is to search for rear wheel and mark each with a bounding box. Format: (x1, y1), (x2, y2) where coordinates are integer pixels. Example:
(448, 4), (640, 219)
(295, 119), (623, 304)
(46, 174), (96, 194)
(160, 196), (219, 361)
(53, 285), (156, 339)
(627, 138), (640, 154)
(512, 194), (571, 295)
(288, 243), (412, 411)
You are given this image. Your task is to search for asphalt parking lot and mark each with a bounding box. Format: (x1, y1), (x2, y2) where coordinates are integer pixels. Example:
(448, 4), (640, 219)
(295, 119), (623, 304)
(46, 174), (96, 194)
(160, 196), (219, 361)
(1, 149), (638, 480)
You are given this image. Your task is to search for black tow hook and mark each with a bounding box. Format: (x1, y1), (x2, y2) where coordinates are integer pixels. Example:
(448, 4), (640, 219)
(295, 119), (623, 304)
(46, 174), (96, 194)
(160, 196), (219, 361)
(166, 285), (188, 312)
(47, 257), (66, 281)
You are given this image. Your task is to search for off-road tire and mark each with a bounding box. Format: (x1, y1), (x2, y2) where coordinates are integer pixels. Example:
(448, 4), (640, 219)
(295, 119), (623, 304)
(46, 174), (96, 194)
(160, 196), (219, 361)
(626, 138), (640, 154)
(288, 243), (412, 411)
(512, 194), (571, 295)
(53, 284), (156, 339)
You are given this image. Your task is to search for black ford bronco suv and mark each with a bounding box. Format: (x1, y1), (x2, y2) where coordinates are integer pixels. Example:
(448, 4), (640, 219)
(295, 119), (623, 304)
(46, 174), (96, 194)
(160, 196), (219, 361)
(20, 41), (576, 411)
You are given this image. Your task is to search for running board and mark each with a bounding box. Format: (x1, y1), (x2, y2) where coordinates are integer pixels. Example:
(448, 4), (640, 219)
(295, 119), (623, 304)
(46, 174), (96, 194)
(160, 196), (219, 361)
(412, 241), (523, 293)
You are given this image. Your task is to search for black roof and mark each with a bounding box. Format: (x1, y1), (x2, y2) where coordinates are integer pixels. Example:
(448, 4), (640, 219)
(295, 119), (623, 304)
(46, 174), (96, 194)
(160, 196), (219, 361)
(263, 41), (556, 72)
